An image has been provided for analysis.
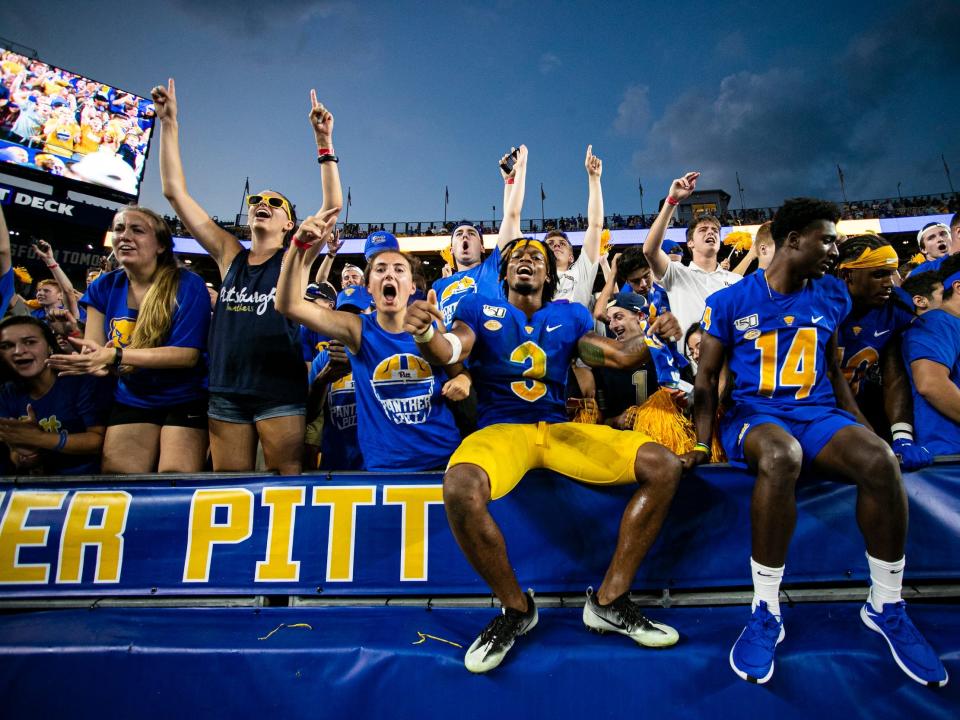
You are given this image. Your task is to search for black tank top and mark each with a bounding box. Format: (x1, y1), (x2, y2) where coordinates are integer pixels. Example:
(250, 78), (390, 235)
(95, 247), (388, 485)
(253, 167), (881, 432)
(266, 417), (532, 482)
(208, 248), (306, 403)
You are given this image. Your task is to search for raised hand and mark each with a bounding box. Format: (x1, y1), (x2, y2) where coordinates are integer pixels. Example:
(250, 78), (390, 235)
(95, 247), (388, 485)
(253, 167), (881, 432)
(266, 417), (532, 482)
(292, 206), (341, 260)
(308, 89), (334, 145)
(403, 288), (444, 338)
(33, 239), (55, 264)
(150, 78), (177, 122)
(648, 309), (682, 345)
(585, 144), (602, 178)
(610, 252), (621, 275)
(326, 228), (344, 255)
(668, 171), (700, 203)
(499, 147), (519, 181)
(514, 144), (528, 171)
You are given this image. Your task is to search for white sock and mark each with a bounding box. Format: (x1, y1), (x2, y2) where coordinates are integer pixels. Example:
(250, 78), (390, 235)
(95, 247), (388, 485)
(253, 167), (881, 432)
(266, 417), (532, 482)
(750, 557), (784, 616)
(867, 553), (904, 612)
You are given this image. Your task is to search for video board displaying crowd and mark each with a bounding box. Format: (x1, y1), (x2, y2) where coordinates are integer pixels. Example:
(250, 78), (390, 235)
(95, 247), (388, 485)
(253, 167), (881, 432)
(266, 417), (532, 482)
(0, 47), (155, 198)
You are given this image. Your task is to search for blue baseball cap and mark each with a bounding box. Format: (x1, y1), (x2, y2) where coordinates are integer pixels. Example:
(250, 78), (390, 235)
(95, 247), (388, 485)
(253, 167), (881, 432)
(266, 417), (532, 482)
(336, 285), (374, 313)
(608, 291), (650, 316)
(662, 239), (683, 255)
(364, 231), (399, 261)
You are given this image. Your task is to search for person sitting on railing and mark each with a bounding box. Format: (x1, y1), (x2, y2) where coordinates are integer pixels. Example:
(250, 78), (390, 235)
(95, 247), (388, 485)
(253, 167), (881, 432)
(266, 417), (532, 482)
(0, 316), (108, 475)
(404, 143), (685, 674)
(901, 252), (960, 458)
(46, 207), (211, 474)
(687, 197), (947, 687)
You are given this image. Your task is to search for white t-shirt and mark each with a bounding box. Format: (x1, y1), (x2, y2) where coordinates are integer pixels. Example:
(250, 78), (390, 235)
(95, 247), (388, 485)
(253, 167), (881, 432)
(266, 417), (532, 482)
(658, 260), (741, 336)
(554, 256), (600, 309)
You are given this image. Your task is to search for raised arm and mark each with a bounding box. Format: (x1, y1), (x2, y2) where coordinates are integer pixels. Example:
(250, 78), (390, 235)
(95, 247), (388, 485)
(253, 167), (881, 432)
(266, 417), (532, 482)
(314, 229), (343, 285)
(151, 78), (241, 276)
(0, 202), (10, 275)
(576, 311), (681, 369)
(499, 148), (518, 242)
(33, 239), (80, 318)
(644, 171), (700, 281)
(275, 209), (361, 351)
(499, 145), (527, 249)
(593, 253), (620, 321)
(309, 91), (343, 213)
(581, 145), (603, 265)
(730, 242), (758, 276)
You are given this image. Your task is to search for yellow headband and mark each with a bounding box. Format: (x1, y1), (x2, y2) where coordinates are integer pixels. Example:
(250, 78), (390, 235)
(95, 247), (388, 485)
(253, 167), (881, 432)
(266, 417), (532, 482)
(837, 245), (899, 270)
(517, 239), (548, 257)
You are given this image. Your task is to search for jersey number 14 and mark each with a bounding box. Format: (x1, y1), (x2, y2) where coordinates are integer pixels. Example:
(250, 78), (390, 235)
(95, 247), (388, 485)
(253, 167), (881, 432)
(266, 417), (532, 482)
(754, 328), (817, 400)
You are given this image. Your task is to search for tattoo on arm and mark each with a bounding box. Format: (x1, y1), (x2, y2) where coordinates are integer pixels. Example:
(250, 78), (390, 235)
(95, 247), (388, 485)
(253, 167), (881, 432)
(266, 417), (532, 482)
(577, 337), (606, 366)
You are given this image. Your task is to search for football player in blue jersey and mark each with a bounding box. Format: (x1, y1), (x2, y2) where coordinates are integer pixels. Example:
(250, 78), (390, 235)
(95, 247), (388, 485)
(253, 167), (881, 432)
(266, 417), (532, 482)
(403, 145), (685, 673)
(835, 234), (931, 470)
(901, 253), (960, 458)
(688, 198), (947, 687)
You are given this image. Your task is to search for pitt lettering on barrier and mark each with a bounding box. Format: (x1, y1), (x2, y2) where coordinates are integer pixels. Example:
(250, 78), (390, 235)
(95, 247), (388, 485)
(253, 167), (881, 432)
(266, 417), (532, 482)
(0, 482), (448, 589)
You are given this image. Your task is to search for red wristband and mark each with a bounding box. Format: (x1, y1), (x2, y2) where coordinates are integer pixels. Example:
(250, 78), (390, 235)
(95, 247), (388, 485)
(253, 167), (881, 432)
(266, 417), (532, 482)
(293, 235), (313, 250)
(665, 196), (679, 206)
(505, 178), (515, 185)
(317, 147), (333, 156)
(47, 263), (59, 269)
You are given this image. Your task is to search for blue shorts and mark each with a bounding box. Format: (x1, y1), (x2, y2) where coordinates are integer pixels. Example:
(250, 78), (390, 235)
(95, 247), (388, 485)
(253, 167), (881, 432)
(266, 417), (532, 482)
(208, 392), (306, 424)
(719, 403), (860, 468)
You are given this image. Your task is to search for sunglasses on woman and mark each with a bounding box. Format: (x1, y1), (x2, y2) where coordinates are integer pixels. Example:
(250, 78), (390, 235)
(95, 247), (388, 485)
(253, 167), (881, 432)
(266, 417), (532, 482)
(246, 194), (292, 219)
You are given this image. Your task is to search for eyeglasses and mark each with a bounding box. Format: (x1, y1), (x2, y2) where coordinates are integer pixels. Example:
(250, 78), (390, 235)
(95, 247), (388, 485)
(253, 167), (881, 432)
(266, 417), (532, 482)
(246, 194), (292, 219)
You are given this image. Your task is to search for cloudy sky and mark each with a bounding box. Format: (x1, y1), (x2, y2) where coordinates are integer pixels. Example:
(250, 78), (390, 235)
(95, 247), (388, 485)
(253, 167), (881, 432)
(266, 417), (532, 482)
(3, 1), (958, 225)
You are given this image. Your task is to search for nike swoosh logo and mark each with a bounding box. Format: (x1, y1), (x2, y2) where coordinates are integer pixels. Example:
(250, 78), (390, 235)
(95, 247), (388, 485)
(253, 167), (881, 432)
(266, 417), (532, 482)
(890, 568), (903, 574)
(546, 324), (562, 332)
(595, 614), (627, 630)
(874, 329), (891, 337)
(756, 571), (777, 577)
(812, 315), (824, 323)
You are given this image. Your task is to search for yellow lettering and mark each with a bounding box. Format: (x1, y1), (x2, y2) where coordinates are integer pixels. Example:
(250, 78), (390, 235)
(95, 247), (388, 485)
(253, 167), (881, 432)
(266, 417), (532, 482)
(0, 491), (66, 584)
(312, 486), (376, 582)
(183, 489), (253, 582)
(57, 491), (131, 583)
(382, 485), (444, 581)
(255, 486), (306, 582)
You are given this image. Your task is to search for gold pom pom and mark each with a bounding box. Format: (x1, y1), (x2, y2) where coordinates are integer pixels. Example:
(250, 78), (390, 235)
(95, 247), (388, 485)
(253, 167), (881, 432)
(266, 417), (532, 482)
(630, 389), (696, 455)
(722, 231), (753, 253)
(13, 266), (33, 284)
(909, 253), (926, 265)
(571, 397), (600, 424)
(599, 228), (612, 256)
(440, 245), (454, 269)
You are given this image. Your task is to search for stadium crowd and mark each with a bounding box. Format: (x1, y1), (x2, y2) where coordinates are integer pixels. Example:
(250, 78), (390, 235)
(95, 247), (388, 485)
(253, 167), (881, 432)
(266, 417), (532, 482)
(0, 82), (955, 686)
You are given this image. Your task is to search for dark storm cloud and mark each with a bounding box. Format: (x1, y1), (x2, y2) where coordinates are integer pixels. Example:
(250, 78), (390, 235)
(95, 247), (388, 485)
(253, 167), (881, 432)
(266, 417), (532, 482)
(623, 2), (960, 205)
(168, 0), (344, 35)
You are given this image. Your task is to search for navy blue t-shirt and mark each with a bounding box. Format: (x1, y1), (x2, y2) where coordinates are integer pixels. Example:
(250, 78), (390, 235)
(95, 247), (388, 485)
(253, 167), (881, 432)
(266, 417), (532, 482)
(208, 249), (306, 404)
(81, 268), (210, 408)
(0, 375), (110, 474)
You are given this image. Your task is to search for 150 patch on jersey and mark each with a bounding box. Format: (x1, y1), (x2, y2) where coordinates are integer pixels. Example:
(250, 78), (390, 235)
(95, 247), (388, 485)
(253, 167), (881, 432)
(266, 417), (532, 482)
(483, 304), (506, 318)
(734, 314), (759, 331)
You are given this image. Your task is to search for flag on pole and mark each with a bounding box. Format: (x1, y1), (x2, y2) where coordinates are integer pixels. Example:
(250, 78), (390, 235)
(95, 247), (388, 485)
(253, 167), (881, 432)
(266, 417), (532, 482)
(445, 186), (449, 204)
(639, 181), (643, 196)
(540, 184), (546, 201)
(243, 177), (250, 196)
(347, 187), (352, 207)
(837, 164), (845, 184)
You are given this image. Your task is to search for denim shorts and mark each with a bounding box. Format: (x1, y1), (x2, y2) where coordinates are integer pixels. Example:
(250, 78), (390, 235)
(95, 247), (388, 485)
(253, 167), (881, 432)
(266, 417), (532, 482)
(208, 392), (306, 424)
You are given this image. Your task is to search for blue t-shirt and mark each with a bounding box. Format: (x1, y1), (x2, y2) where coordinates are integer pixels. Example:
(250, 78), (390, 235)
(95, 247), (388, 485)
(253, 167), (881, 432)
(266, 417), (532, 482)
(911, 256), (946, 276)
(453, 293), (595, 427)
(300, 326), (330, 363)
(431, 247), (503, 327)
(837, 301), (915, 396)
(0, 375), (109, 475)
(321, 370), (362, 471)
(81, 268), (210, 408)
(349, 313), (460, 471)
(0, 267), (14, 312)
(701, 270), (851, 410)
(901, 309), (960, 456)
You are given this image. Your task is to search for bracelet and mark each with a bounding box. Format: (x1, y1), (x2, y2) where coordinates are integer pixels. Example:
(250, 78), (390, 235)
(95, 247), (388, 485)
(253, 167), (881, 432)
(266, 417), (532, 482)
(414, 325), (435, 344)
(505, 178), (515, 185)
(112, 346), (123, 369)
(54, 429), (68, 452)
(665, 196), (679, 206)
(293, 235), (314, 250)
(47, 263), (59, 269)
(317, 154), (339, 164)
(317, 147), (333, 155)
(693, 442), (711, 457)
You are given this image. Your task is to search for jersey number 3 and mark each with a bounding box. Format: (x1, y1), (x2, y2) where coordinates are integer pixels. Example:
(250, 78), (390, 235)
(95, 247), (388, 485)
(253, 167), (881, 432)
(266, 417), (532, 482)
(754, 328), (817, 400)
(510, 341), (548, 402)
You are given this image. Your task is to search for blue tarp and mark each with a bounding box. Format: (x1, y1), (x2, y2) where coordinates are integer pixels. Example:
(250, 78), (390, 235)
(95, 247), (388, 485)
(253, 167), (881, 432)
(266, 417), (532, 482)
(0, 463), (958, 597)
(0, 603), (955, 718)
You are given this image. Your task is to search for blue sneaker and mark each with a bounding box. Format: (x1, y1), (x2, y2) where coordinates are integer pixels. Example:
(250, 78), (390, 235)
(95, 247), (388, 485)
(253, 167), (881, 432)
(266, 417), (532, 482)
(729, 601), (785, 684)
(861, 601), (949, 687)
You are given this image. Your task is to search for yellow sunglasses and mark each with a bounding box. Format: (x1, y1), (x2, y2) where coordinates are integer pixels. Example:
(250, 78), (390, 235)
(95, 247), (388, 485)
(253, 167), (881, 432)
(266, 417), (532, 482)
(246, 194), (292, 219)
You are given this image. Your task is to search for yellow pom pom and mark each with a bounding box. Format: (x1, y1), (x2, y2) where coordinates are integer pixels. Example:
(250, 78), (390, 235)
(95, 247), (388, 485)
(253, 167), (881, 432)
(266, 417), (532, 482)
(722, 231), (753, 253)
(25, 299), (41, 309)
(909, 253), (925, 266)
(13, 266), (32, 284)
(572, 397), (600, 424)
(440, 245), (454, 269)
(599, 228), (612, 256)
(630, 389), (696, 455)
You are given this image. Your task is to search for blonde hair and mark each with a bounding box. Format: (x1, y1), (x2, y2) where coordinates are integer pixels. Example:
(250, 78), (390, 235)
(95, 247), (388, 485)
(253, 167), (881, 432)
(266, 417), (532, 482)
(755, 221), (774, 248)
(117, 206), (181, 350)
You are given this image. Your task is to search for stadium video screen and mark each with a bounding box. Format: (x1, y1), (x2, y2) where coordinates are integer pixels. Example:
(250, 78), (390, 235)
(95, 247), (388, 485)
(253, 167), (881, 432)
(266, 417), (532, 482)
(0, 46), (155, 198)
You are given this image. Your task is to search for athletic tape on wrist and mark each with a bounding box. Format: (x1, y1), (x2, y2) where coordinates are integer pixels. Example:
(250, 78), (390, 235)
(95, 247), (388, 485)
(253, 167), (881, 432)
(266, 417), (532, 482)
(414, 325), (435, 344)
(444, 332), (463, 364)
(890, 422), (914, 442)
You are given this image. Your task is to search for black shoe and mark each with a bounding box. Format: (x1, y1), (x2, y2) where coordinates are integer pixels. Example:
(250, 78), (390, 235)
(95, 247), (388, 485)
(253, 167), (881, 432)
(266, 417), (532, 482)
(464, 590), (538, 673)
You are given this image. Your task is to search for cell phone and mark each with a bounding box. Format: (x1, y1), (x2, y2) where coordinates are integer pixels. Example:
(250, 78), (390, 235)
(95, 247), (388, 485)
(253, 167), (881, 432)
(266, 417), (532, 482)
(499, 146), (521, 174)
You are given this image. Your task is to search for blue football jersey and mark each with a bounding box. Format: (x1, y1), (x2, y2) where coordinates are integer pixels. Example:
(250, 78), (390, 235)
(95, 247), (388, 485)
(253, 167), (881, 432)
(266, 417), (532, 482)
(320, 371), (362, 471)
(454, 293), (595, 427)
(432, 247), (503, 327)
(901, 309), (960, 456)
(701, 270), (851, 410)
(837, 301), (915, 396)
(911, 256), (945, 276)
(349, 313), (460, 471)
